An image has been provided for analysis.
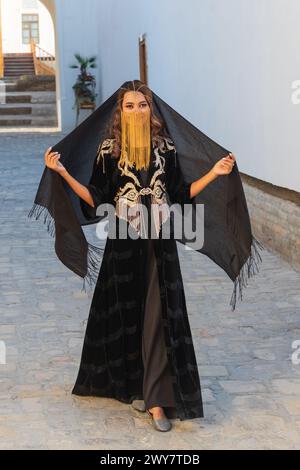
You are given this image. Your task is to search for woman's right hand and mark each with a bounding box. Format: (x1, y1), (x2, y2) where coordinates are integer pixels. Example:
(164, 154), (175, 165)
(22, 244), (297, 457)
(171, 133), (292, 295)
(211, 153), (236, 177)
(44, 147), (66, 174)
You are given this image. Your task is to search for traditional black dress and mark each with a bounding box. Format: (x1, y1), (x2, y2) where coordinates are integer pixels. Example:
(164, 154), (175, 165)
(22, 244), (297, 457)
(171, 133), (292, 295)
(72, 137), (204, 421)
(139, 164), (178, 419)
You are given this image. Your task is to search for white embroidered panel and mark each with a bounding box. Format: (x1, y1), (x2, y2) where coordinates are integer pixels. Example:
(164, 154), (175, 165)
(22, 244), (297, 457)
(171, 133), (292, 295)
(97, 136), (175, 238)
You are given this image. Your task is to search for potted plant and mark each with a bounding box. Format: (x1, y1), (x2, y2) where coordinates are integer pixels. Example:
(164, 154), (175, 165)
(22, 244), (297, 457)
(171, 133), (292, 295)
(70, 53), (98, 125)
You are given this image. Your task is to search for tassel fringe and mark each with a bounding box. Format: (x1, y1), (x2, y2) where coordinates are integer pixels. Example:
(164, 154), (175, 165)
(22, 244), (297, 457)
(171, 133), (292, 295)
(230, 234), (265, 311)
(27, 202), (105, 291)
(81, 242), (105, 293)
(27, 202), (56, 238)
(28, 203), (263, 308)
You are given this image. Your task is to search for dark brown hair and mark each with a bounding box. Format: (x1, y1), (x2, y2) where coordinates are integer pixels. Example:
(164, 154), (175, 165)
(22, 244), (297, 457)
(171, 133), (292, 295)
(106, 80), (169, 158)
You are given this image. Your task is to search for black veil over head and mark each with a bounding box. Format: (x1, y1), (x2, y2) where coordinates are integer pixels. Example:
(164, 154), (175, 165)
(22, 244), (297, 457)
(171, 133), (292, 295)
(28, 79), (264, 310)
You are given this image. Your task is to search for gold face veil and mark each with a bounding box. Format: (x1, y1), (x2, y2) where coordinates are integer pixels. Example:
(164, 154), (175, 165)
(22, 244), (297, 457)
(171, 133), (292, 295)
(120, 107), (151, 171)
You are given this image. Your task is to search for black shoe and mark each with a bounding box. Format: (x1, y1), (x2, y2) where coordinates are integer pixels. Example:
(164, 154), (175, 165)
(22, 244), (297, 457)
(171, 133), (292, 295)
(146, 409), (172, 432)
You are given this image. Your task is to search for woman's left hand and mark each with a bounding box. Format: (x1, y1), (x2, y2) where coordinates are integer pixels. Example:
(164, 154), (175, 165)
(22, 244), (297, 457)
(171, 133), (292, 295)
(212, 153), (236, 176)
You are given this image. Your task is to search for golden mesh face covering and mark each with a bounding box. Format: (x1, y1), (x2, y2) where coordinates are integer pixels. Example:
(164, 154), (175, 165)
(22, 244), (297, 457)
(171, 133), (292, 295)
(120, 109), (151, 170)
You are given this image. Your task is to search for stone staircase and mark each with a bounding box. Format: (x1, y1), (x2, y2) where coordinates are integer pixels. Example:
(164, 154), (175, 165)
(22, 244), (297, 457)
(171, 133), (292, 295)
(3, 53), (35, 78)
(0, 77), (58, 127)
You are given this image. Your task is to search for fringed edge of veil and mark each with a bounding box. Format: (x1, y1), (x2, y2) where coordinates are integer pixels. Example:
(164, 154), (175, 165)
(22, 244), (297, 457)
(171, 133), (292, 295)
(28, 201), (56, 237)
(230, 234), (265, 311)
(28, 201), (265, 310)
(27, 202), (105, 293)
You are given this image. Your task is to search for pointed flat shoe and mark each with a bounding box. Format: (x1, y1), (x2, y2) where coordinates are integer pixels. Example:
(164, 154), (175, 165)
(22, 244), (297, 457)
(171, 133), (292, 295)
(146, 409), (172, 432)
(131, 399), (146, 412)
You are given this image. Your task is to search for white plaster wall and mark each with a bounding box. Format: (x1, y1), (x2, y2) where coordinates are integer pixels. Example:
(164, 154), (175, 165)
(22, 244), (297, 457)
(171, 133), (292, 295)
(95, 0), (300, 192)
(1, 0), (54, 55)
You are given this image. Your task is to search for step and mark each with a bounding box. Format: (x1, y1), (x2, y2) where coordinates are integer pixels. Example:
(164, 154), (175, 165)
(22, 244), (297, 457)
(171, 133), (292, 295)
(4, 62), (34, 66)
(3, 94), (31, 104)
(4, 58), (34, 63)
(4, 53), (32, 56)
(5, 55), (33, 57)
(0, 102), (57, 114)
(4, 59), (34, 62)
(0, 91), (56, 104)
(30, 92), (57, 104)
(0, 77), (17, 85)
(0, 112), (57, 120)
(2, 82), (55, 92)
(4, 73), (35, 77)
(5, 62), (34, 66)
(4, 64), (34, 68)
(5, 69), (35, 73)
(0, 115), (58, 126)
(3, 57), (33, 61)
(4, 69), (35, 73)
(0, 118), (31, 126)
(0, 106), (32, 115)
(4, 69), (35, 72)
(2, 83), (21, 92)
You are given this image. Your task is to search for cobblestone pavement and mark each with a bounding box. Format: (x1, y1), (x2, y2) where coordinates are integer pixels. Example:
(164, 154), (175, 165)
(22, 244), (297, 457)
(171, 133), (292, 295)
(0, 132), (300, 450)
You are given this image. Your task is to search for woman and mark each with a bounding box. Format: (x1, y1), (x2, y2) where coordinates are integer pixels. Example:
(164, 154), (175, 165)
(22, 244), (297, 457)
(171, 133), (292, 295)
(43, 81), (236, 432)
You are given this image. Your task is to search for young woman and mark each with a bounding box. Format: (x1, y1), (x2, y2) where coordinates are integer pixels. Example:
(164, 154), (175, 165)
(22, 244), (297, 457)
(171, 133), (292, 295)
(43, 80), (235, 432)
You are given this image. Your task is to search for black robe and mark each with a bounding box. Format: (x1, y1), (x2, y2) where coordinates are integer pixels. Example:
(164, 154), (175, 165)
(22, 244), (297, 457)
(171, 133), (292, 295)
(71, 137), (204, 421)
(28, 80), (264, 313)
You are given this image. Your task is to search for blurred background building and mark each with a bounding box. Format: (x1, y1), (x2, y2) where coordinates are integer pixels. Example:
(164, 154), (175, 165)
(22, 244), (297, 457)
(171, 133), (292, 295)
(0, 0), (299, 268)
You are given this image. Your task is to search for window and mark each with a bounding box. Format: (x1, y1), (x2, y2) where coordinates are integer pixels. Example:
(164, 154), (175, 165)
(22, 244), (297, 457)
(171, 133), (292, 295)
(22, 14), (39, 44)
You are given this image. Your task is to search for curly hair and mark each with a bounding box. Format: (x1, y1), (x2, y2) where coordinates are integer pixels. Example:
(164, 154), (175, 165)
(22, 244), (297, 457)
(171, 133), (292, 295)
(105, 80), (170, 159)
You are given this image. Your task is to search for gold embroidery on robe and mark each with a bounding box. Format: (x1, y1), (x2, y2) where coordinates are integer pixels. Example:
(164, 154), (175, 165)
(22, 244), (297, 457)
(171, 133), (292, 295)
(95, 136), (175, 238)
(114, 136), (173, 238)
(96, 138), (114, 172)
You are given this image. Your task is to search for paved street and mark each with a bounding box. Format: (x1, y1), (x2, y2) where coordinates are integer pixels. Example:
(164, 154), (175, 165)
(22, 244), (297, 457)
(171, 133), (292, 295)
(0, 132), (300, 449)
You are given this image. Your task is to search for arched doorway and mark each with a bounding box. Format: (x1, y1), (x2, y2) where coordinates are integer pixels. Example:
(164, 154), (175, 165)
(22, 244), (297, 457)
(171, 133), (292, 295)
(0, 0), (61, 130)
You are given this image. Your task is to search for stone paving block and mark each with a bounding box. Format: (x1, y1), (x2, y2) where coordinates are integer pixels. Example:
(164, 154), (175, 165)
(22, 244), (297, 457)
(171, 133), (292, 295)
(0, 132), (300, 449)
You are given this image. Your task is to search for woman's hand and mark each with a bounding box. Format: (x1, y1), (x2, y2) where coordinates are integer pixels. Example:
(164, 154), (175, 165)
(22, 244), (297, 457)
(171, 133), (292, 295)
(44, 146), (66, 174)
(211, 153), (236, 177)
(43, 147), (94, 207)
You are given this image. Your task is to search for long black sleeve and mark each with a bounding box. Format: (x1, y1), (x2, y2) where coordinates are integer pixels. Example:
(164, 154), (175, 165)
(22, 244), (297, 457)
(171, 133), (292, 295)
(80, 152), (112, 220)
(165, 150), (195, 208)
